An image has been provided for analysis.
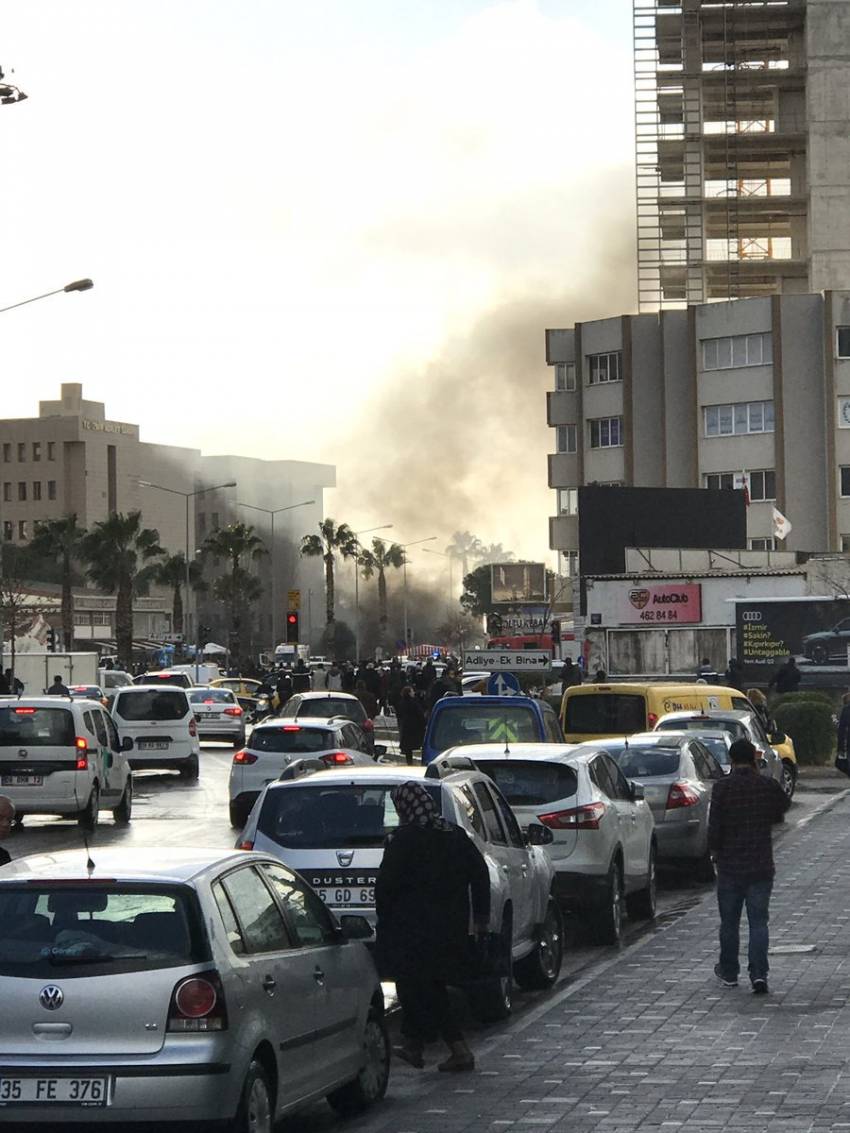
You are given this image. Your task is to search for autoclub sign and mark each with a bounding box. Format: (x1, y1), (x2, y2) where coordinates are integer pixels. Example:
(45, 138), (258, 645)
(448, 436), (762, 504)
(619, 583), (702, 625)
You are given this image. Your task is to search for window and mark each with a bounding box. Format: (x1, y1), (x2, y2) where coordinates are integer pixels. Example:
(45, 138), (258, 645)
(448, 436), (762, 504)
(260, 863), (336, 947)
(212, 882), (246, 954)
(555, 362), (576, 391)
(2, 483), (9, 503)
(748, 537), (776, 550)
(17, 443), (25, 462)
(837, 327), (850, 358)
(588, 351), (622, 384)
(47, 480), (56, 501)
(32, 482), (42, 502)
(456, 784), (487, 839)
(702, 333), (773, 370)
(220, 866), (292, 954)
(841, 467), (850, 497)
(559, 550), (579, 577)
(47, 442), (55, 461)
(704, 401), (774, 436)
(2, 444), (9, 463)
(17, 482), (26, 502)
(704, 470), (775, 500)
(211, 512), (220, 529)
(198, 512), (206, 536)
(557, 488), (578, 515)
(472, 781), (507, 845)
(32, 442), (40, 462)
(18, 520), (27, 541)
(556, 424), (577, 454)
(704, 472), (735, 491)
(842, 536), (850, 553)
(589, 416), (624, 448)
(2, 522), (11, 541)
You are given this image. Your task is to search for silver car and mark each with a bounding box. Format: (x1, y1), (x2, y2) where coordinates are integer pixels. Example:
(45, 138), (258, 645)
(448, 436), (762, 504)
(188, 686), (247, 748)
(0, 848), (389, 1129)
(653, 709), (784, 786)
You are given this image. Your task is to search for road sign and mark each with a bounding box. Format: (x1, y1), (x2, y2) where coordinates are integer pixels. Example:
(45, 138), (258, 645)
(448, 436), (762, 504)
(287, 590), (301, 611)
(463, 650), (550, 672)
(487, 672), (520, 696)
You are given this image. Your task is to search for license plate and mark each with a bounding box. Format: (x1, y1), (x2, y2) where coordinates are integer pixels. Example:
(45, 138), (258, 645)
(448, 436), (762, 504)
(138, 741), (169, 750)
(199, 712), (220, 719)
(0, 1076), (109, 1106)
(317, 886), (375, 907)
(1, 774), (43, 786)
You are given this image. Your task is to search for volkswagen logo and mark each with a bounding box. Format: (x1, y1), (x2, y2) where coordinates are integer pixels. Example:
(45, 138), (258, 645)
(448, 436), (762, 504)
(336, 851), (354, 867)
(39, 985), (64, 1011)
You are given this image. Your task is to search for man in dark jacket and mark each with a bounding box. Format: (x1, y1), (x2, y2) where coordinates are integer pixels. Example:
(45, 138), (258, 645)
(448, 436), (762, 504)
(769, 655), (801, 695)
(708, 739), (790, 993)
(46, 675), (70, 696)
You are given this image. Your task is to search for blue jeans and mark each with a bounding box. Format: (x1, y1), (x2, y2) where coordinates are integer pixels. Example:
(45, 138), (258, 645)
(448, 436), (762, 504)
(716, 874), (773, 983)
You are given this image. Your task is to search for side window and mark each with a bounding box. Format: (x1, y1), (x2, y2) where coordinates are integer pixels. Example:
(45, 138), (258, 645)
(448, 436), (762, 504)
(103, 712), (121, 752)
(472, 781), (507, 845)
(82, 710), (96, 737)
(260, 863), (336, 947)
(542, 705), (562, 743)
(693, 742), (724, 780)
(212, 880), (246, 955)
(590, 757), (616, 799)
(221, 866), (292, 953)
(456, 784), (487, 839)
(604, 756), (632, 801)
(490, 786), (525, 849)
(349, 724), (368, 751)
(91, 711), (108, 747)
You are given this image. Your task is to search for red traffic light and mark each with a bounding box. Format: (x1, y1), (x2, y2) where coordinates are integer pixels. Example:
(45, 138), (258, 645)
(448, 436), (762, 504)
(287, 614), (297, 624)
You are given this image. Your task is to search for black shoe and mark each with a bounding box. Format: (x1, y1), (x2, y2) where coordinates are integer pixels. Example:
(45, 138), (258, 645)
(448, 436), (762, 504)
(714, 963), (738, 987)
(751, 979), (769, 995)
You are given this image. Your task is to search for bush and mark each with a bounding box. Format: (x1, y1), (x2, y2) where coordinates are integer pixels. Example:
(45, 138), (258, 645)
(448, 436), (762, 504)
(771, 690), (837, 709)
(773, 700), (836, 765)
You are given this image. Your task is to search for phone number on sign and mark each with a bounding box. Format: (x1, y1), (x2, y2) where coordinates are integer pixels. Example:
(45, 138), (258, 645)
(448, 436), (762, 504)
(638, 610), (685, 622)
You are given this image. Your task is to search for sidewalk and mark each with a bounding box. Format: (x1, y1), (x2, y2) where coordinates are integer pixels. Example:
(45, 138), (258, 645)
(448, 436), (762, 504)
(354, 792), (850, 1133)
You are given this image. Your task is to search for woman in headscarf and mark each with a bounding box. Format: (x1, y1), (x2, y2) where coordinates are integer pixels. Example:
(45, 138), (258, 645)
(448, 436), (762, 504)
(375, 780), (490, 1072)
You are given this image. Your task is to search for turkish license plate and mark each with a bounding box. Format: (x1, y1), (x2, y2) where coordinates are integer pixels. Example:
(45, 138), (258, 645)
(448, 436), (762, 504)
(1, 774), (43, 786)
(317, 886), (375, 907)
(0, 1076), (109, 1106)
(138, 741), (168, 750)
(199, 711), (220, 718)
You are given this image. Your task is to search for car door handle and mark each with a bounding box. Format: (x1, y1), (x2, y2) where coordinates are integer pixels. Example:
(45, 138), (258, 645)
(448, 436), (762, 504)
(262, 974), (276, 994)
(313, 966), (325, 985)
(520, 864), (528, 875)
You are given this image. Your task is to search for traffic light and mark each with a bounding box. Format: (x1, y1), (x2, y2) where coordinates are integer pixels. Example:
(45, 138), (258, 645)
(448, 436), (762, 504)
(285, 611), (299, 644)
(46, 628), (57, 653)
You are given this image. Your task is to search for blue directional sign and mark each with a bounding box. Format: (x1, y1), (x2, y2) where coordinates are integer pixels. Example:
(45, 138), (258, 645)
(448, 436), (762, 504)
(487, 672), (520, 696)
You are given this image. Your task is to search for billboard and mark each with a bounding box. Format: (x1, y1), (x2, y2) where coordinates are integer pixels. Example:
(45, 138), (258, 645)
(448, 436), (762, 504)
(490, 563), (547, 605)
(736, 598), (850, 677)
(618, 583), (702, 625)
(486, 605), (549, 636)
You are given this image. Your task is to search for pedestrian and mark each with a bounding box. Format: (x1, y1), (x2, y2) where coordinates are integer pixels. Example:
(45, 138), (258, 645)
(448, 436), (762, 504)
(324, 662), (343, 692)
(341, 663), (356, 694)
(0, 794), (14, 865)
(46, 674), (70, 696)
(562, 657), (583, 689)
(291, 659), (311, 694)
(837, 692), (850, 772)
(355, 679), (378, 719)
(746, 687), (773, 732)
(592, 668), (608, 684)
(709, 738), (790, 994)
(375, 781), (490, 1072)
(768, 655), (802, 695)
(5, 668), (23, 695)
(396, 685), (426, 765)
(0, 670), (9, 695)
(427, 667), (459, 711)
(696, 657), (716, 680)
(725, 658), (746, 691)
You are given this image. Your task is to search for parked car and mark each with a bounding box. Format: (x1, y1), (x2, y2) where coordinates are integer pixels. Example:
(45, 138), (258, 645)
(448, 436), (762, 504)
(422, 695), (564, 765)
(68, 684), (109, 708)
(189, 687), (247, 748)
(132, 670), (195, 689)
(0, 696), (133, 829)
(560, 681), (752, 741)
(111, 685), (201, 780)
(429, 743), (655, 945)
(0, 847), (389, 1126)
(229, 717), (376, 828)
(802, 619), (850, 664)
(279, 692), (376, 753)
(239, 764), (562, 1021)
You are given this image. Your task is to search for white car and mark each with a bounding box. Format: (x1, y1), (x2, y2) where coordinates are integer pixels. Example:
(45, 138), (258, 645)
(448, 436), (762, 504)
(189, 687), (247, 748)
(653, 709), (784, 786)
(239, 764), (562, 1021)
(0, 696), (133, 830)
(111, 685), (201, 781)
(434, 742), (657, 945)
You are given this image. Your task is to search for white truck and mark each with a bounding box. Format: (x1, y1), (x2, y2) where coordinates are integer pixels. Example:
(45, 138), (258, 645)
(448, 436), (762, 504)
(6, 652), (99, 694)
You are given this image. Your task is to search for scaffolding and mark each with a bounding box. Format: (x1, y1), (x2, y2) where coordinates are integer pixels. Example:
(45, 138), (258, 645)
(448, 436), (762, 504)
(634, 0), (808, 311)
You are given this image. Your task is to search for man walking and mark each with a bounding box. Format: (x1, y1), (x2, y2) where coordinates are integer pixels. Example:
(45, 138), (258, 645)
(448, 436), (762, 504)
(46, 674), (70, 696)
(0, 795), (15, 866)
(709, 738), (790, 993)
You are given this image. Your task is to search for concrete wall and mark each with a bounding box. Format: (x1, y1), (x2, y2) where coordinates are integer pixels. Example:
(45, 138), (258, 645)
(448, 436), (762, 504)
(629, 314), (665, 486)
(660, 310), (694, 487)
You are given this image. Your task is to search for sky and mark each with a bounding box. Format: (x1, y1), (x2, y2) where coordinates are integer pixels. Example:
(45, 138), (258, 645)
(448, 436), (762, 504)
(0, 0), (636, 565)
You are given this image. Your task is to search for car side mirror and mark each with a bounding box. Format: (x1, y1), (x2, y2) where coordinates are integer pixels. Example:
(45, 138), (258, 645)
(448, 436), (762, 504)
(526, 822), (554, 846)
(770, 731), (786, 745)
(121, 736), (134, 752)
(373, 744), (387, 757)
(631, 782), (645, 801)
(338, 914), (374, 941)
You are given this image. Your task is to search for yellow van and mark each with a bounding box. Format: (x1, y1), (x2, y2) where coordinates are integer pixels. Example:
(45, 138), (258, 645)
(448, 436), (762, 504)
(560, 682), (752, 742)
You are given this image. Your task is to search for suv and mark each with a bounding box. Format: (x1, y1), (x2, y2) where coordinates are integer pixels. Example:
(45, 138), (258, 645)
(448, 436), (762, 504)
(279, 692), (375, 753)
(229, 716), (375, 828)
(239, 764), (563, 1021)
(0, 696), (133, 830)
(111, 686), (201, 780)
(422, 695), (564, 764)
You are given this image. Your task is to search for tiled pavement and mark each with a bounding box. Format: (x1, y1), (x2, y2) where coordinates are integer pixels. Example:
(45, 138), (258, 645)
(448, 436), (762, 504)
(349, 792), (850, 1133)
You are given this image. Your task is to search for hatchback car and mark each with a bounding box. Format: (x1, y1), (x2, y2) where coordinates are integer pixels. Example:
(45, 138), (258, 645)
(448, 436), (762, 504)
(279, 692), (375, 753)
(189, 687), (246, 748)
(229, 717), (375, 828)
(653, 708), (790, 794)
(240, 764), (562, 1021)
(111, 686), (201, 780)
(0, 847), (389, 1128)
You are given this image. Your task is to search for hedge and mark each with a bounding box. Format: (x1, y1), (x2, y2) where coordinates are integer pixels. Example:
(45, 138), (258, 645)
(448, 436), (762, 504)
(773, 700), (836, 765)
(770, 690), (837, 709)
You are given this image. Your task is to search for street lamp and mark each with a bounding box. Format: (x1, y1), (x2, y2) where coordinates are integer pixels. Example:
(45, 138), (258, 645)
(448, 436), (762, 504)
(237, 500), (315, 652)
(0, 278), (94, 315)
(351, 525), (394, 663)
(138, 478), (237, 676)
(399, 536), (437, 653)
(422, 546), (455, 617)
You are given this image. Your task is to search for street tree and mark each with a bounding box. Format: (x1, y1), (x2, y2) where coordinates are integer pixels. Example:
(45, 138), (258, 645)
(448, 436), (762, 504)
(300, 519), (357, 629)
(153, 552), (205, 640)
(0, 548), (55, 679)
(477, 542), (515, 566)
(202, 523), (267, 658)
(358, 537), (405, 639)
(29, 514), (85, 652)
(445, 530), (484, 577)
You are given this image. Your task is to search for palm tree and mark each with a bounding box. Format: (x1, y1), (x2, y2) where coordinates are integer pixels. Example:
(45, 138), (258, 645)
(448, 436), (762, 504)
(358, 537), (406, 637)
(153, 552), (204, 639)
(300, 519), (357, 628)
(80, 511), (165, 666)
(445, 530), (484, 578)
(477, 543), (515, 567)
(202, 523), (267, 655)
(29, 515), (85, 651)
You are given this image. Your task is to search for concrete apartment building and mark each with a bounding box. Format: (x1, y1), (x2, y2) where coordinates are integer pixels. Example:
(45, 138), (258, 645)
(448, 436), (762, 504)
(635, 0), (850, 310)
(546, 290), (850, 568)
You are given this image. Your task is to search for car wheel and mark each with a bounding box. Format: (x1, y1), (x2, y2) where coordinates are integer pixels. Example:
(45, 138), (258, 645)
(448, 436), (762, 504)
(812, 644), (828, 664)
(327, 1006), (390, 1116)
(179, 754), (199, 781)
(77, 784), (100, 833)
(112, 778), (133, 825)
(781, 760), (796, 799)
(514, 899), (564, 990)
(469, 920), (513, 1023)
(592, 859), (624, 945)
(231, 1058), (273, 1133)
(626, 843), (657, 921)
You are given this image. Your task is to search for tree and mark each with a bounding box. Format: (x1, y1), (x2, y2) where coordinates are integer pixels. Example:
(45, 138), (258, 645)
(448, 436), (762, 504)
(300, 519), (357, 629)
(153, 553), (204, 640)
(445, 530), (484, 577)
(202, 524), (267, 659)
(358, 537), (406, 639)
(80, 511), (165, 667)
(477, 543), (515, 567)
(29, 515), (85, 651)
(0, 551), (55, 680)
(460, 564), (494, 619)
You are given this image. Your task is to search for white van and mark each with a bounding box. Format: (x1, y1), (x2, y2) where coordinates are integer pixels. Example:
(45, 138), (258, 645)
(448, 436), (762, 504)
(110, 685), (201, 780)
(0, 696), (133, 830)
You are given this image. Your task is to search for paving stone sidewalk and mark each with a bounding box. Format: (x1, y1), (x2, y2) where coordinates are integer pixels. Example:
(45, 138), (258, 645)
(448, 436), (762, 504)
(352, 793), (850, 1133)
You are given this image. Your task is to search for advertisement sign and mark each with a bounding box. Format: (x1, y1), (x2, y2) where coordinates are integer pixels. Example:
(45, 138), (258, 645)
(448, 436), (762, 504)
(736, 598), (850, 675)
(486, 605), (548, 636)
(619, 583), (702, 625)
(491, 563), (547, 605)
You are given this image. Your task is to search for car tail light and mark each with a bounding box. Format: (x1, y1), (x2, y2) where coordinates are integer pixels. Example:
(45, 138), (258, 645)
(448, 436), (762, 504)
(167, 972), (227, 1033)
(233, 750), (257, 765)
(321, 752), (353, 766)
(666, 781), (700, 809)
(539, 802), (606, 830)
(238, 838), (254, 850)
(647, 712), (658, 728)
(188, 717), (197, 738)
(75, 737), (89, 770)
(223, 706), (243, 717)
(282, 725), (301, 732)
(13, 707), (35, 715)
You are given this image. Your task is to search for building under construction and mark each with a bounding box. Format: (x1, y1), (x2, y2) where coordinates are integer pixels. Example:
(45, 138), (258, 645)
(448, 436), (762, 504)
(634, 0), (850, 311)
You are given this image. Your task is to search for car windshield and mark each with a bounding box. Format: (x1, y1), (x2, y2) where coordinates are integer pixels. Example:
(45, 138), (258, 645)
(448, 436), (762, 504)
(114, 691), (188, 721)
(136, 673), (191, 688)
(189, 689), (236, 704)
(258, 783), (442, 848)
(102, 672), (132, 689)
(0, 706), (75, 747)
(0, 885), (208, 977)
(657, 717), (747, 741)
(430, 705), (539, 751)
(608, 744), (681, 778)
(699, 736), (732, 765)
(292, 697), (365, 723)
(476, 760), (578, 806)
(250, 726), (335, 754)
(70, 687), (102, 698)
(565, 694), (646, 735)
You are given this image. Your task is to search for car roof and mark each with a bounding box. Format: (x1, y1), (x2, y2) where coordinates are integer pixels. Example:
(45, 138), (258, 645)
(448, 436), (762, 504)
(439, 742), (596, 768)
(265, 765), (427, 791)
(292, 691), (359, 700)
(0, 847), (268, 885)
(0, 696), (83, 708)
(252, 716), (342, 730)
(432, 695), (540, 708)
(658, 709), (752, 721)
(577, 731), (691, 747)
(190, 685), (235, 693)
(116, 684), (188, 693)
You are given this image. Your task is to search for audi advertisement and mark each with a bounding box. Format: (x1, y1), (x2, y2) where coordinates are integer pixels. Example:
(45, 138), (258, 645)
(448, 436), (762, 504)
(736, 598), (850, 677)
